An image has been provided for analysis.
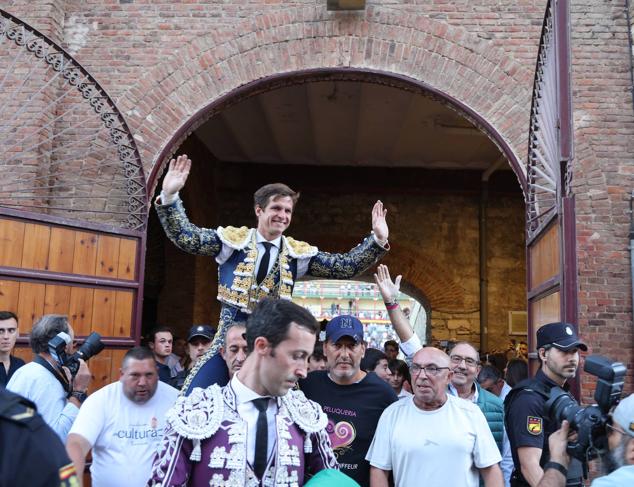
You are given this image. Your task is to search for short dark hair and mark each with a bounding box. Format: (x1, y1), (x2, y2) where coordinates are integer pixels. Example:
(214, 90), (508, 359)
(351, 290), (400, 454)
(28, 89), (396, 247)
(388, 359), (411, 384)
(253, 183), (300, 209)
(478, 364), (502, 384)
(448, 341), (481, 363)
(30, 315), (70, 353)
(383, 340), (399, 351)
(310, 341), (325, 361)
(122, 346), (156, 368)
(148, 326), (173, 344)
(505, 358), (528, 387)
(0, 311), (18, 322)
(245, 298), (318, 353)
(360, 348), (387, 372)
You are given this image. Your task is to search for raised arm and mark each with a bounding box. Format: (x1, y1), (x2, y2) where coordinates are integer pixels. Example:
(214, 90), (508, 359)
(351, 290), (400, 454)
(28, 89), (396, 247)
(374, 264), (415, 343)
(154, 155), (222, 257)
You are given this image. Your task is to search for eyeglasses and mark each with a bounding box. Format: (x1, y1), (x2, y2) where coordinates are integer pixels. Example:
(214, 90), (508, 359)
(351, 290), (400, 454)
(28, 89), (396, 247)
(450, 355), (479, 367)
(410, 363), (450, 376)
(0, 327), (17, 335)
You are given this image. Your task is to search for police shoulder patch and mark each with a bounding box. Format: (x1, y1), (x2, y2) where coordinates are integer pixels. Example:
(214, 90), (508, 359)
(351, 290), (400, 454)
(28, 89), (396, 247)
(527, 416), (543, 435)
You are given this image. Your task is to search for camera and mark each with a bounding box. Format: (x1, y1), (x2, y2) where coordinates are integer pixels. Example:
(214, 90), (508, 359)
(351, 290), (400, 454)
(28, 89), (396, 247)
(544, 355), (626, 463)
(48, 331), (105, 378)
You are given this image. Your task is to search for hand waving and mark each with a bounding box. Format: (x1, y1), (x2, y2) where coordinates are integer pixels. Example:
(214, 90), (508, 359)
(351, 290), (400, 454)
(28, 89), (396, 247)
(162, 154), (192, 196)
(373, 264), (401, 304)
(371, 200), (388, 244)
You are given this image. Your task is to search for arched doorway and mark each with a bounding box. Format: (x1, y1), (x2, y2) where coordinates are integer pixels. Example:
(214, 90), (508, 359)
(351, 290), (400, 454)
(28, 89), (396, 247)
(144, 69), (529, 355)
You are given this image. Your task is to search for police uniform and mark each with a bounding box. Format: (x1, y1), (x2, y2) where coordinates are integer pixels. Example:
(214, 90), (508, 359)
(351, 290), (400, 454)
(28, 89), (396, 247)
(0, 387), (79, 487)
(504, 322), (587, 487)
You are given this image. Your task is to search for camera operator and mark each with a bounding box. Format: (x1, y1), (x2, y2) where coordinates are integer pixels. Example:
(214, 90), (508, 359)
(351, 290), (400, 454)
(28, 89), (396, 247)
(504, 322), (587, 486)
(538, 394), (634, 487)
(6, 314), (91, 441)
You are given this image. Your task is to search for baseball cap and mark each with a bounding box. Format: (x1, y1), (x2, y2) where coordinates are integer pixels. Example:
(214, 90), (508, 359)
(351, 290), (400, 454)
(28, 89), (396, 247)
(536, 322), (587, 351)
(325, 315), (364, 344)
(187, 324), (215, 342)
(612, 393), (634, 437)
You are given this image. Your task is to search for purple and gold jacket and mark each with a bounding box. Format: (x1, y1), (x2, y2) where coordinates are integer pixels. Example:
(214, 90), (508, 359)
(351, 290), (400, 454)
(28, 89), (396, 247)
(147, 383), (337, 486)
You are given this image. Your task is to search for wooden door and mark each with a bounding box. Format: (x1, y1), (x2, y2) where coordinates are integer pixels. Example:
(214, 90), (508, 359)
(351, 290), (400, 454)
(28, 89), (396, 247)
(0, 210), (144, 392)
(526, 0), (576, 379)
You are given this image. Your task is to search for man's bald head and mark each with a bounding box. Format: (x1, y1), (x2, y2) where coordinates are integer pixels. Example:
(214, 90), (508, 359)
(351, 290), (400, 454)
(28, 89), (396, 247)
(412, 347), (451, 367)
(410, 347), (452, 411)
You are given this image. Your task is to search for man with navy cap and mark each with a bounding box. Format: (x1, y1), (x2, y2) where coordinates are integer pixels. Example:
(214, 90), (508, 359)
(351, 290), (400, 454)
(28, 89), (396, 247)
(504, 322), (588, 487)
(300, 315), (398, 486)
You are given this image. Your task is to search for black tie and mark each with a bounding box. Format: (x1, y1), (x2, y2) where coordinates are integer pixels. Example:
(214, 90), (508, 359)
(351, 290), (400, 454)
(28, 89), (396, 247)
(252, 397), (269, 479)
(256, 242), (273, 285)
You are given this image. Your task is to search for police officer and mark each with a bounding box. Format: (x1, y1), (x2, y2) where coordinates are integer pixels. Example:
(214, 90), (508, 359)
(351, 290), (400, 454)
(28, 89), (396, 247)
(504, 322), (587, 487)
(0, 387), (79, 486)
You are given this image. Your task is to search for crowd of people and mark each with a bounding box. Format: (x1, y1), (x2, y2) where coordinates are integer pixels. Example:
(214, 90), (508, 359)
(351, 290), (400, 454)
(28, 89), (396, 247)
(1, 168), (632, 487)
(1, 297), (632, 487)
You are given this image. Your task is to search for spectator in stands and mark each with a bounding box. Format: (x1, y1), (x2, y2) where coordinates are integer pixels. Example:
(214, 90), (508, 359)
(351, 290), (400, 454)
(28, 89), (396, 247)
(300, 315), (397, 486)
(220, 322), (248, 378)
(170, 324), (215, 390)
(388, 359), (412, 400)
(147, 326), (173, 384)
(361, 348), (393, 383)
(505, 358), (528, 387)
(308, 340), (327, 372)
(478, 363), (512, 401)
(7, 314), (91, 441)
(0, 310), (24, 386)
(366, 346), (503, 487)
(383, 339), (399, 360)
(66, 347), (178, 487)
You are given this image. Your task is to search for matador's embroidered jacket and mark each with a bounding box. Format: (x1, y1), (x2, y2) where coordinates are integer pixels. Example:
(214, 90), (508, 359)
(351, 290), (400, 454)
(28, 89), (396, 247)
(147, 383), (337, 487)
(155, 197), (388, 341)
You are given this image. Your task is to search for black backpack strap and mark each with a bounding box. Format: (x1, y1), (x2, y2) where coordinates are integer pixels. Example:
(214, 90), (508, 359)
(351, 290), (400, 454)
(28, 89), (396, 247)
(34, 355), (72, 397)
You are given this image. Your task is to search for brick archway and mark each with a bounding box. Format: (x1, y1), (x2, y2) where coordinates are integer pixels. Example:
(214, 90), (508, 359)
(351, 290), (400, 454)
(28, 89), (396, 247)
(115, 7), (533, 195)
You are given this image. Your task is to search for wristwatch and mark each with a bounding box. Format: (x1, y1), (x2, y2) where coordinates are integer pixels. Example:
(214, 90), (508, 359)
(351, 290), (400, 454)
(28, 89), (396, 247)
(70, 390), (88, 404)
(544, 461), (568, 477)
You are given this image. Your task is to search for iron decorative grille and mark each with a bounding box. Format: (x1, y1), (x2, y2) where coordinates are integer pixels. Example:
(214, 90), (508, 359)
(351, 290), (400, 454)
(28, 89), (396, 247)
(527, 1), (560, 240)
(0, 10), (147, 230)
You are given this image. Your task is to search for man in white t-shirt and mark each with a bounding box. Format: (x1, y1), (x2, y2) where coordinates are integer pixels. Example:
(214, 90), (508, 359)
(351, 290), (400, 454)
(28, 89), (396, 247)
(65, 347), (178, 487)
(366, 347), (503, 487)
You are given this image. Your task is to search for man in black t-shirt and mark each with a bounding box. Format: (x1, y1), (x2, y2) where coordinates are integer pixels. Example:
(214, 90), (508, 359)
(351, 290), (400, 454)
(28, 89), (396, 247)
(300, 315), (398, 487)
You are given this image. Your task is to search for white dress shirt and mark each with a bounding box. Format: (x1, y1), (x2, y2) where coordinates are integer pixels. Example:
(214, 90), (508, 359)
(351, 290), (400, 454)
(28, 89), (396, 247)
(231, 375), (277, 466)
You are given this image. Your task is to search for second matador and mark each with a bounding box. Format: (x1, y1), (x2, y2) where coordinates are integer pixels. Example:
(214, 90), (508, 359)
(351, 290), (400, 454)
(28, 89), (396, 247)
(155, 155), (390, 392)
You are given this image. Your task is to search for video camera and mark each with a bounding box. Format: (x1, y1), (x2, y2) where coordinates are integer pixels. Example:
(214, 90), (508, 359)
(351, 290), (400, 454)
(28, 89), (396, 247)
(48, 331), (105, 378)
(544, 355), (626, 465)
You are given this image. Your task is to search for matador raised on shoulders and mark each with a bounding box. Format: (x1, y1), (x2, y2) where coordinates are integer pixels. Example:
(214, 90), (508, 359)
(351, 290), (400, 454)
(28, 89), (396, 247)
(155, 155), (390, 392)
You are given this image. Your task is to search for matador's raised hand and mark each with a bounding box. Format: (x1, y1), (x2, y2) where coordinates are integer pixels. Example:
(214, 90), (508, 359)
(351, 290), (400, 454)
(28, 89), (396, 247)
(162, 154), (192, 196)
(371, 200), (388, 245)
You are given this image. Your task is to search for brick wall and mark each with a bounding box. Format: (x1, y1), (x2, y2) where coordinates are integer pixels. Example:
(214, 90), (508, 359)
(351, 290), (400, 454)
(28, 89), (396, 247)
(2, 1), (633, 392)
(570, 0), (634, 399)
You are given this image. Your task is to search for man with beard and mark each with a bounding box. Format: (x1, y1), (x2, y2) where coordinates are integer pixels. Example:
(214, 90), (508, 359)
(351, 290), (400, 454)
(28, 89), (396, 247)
(504, 323), (587, 487)
(300, 315), (398, 486)
(147, 299), (337, 486)
(537, 394), (634, 487)
(66, 347), (178, 487)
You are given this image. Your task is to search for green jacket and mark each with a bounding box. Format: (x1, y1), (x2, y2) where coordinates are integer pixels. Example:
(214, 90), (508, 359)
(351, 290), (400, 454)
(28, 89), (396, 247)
(475, 382), (505, 453)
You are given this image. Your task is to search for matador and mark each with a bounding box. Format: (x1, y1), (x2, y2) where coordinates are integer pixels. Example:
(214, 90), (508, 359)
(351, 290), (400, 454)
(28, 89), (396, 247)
(155, 155), (390, 392)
